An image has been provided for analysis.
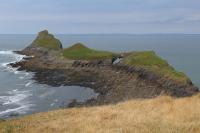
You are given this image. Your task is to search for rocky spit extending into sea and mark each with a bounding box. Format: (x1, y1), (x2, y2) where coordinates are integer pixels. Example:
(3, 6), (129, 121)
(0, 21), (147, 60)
(10, 30), (199, 107)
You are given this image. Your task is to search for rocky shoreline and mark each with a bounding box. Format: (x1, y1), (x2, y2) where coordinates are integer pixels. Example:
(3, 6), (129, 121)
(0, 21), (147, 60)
(10, 51), (199, 107)
(9, 30), (199, 107)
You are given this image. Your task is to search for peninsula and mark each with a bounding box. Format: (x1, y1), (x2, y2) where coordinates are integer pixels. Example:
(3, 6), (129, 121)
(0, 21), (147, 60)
(10, 30), (199, 106)
(1, 30), (200, 133)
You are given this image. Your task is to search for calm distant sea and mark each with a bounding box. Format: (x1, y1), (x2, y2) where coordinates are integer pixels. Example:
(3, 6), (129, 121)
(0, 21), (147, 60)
(0, 34), (199, 118)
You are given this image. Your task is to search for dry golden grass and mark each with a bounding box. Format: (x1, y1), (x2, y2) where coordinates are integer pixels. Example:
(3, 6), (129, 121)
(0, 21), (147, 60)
(1, 94), (200, 133)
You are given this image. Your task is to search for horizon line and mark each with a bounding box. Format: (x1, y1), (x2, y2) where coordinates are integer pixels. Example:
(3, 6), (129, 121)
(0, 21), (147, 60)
(0, 33), (200, 35)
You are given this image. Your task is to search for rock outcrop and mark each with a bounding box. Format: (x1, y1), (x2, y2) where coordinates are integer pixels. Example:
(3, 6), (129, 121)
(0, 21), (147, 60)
(21, 30), (63, 56)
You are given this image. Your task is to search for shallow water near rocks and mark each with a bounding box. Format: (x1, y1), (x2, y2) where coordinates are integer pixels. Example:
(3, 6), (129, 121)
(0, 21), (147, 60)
(0, 50), (98, 119)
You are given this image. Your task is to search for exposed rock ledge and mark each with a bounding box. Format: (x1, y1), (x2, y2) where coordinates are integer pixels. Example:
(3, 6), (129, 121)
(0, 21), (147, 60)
(10, 30), (199, 107)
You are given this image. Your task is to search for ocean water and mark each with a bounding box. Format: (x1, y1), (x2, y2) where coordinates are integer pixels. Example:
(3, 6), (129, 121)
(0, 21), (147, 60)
(0, 35), (98, 119)
(0, 34), (200, 118)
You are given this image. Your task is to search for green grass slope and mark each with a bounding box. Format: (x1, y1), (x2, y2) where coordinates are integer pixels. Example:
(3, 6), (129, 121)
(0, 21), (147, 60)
(32, 30), (62, 50)
(61, 43), (114, 60)
(124, 51), (191, 84)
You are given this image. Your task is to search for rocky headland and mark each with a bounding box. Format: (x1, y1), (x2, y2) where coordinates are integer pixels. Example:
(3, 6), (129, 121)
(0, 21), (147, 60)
(10, 30), (199, 106)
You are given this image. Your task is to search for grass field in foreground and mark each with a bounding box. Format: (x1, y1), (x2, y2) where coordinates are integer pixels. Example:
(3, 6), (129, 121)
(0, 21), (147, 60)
(0, 94), (200, 133)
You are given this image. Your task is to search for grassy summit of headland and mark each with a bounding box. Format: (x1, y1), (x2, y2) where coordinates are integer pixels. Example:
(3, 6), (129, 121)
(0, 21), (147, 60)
(124, 51), (191, 84)
(61, 43), (114, 60)
(31, 30), (63, 50)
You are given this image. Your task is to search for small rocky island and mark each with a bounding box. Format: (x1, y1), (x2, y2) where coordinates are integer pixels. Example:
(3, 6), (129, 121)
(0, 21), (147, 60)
(10, 30), (199, 106)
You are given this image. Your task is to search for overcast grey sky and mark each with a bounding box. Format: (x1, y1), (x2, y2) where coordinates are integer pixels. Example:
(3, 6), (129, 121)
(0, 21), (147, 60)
(0, 0), (200, 34)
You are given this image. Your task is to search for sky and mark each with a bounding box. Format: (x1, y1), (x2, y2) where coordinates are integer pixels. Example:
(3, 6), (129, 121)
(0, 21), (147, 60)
(0, 0), (200, 34)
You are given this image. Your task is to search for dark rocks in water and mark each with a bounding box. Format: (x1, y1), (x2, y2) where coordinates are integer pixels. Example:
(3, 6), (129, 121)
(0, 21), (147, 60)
(68, 99), (83, 108)
(33, 69), (67, 87)
(9, 62), (23, 68)
(67, 98), (98, 108)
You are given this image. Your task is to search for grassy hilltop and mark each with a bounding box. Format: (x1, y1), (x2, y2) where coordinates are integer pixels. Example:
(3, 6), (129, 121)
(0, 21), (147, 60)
(61, 43), (114, 60)
(124, 51), (190, 83)
(31, 30), (63, 50)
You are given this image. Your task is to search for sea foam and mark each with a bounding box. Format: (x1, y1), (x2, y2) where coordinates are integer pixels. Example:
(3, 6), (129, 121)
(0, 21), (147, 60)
(0, 90), (33, 117)
(0, 50), (26, 74)
(0, 50), (33, 118)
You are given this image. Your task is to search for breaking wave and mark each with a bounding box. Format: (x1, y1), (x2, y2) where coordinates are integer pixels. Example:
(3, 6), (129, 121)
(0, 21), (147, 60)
(0, 50), (33, 118)
(0, 50), (25, 74)
(0, 90), (33, 118)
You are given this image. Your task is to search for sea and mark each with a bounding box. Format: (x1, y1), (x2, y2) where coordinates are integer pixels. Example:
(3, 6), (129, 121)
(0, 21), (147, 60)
(0, 34), (200, 119)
